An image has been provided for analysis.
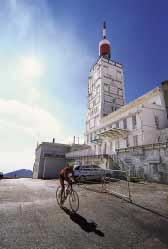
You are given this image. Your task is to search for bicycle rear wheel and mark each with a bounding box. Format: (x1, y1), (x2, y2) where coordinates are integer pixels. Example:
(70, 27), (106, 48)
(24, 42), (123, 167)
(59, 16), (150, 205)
(69, 190), (79, 212)
(56, 186), (62, 206)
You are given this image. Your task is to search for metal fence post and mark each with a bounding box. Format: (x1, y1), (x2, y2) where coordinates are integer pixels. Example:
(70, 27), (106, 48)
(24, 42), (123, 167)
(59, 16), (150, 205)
(127, 167), (132, 202)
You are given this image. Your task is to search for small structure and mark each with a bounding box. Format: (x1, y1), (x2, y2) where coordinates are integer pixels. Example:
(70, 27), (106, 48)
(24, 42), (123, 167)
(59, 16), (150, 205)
(33, 142), (70, 179)
(33, 140), (89, 179)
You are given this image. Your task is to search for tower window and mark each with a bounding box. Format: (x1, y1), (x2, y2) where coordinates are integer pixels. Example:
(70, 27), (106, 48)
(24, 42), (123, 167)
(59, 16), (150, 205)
(104, 83), (109, 92)
(132, 115), (137, 129)
(154, 116), (159, 129)
(116, 71), (122, 81)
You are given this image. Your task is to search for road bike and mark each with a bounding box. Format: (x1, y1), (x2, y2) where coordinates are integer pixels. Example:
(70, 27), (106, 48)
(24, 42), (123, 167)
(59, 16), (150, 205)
(56, 182), (79, 212)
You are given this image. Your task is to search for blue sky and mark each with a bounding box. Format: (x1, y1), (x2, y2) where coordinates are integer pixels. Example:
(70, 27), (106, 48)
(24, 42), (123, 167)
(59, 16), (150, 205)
(0, 0), (168, 172)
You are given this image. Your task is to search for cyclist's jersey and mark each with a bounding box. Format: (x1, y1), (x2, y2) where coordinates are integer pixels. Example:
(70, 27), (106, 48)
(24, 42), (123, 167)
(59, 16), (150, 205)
(60, 167), (73, 180)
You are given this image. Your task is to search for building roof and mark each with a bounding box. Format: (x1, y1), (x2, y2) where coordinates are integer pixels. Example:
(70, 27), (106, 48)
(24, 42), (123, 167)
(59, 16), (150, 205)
(36, 142), (71, 151)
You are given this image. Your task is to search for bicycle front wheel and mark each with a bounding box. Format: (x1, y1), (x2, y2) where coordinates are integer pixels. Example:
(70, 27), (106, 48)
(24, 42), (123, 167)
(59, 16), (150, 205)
(69, 190), (79, 212)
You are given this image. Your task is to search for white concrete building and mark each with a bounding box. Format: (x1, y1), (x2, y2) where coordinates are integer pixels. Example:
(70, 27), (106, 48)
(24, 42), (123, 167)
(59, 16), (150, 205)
(86, 85), (168, 154)
(84, 22), (168, 155)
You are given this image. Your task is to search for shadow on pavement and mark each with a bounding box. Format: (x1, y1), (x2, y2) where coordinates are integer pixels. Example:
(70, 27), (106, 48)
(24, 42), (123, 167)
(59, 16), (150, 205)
(62, 207), (104, 237)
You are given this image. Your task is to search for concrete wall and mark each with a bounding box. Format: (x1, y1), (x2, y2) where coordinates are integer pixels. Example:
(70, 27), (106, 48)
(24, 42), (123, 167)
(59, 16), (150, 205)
(33, 147), (42, 179)
(42, 157), (66, 179)
(33, 142), (71, 179)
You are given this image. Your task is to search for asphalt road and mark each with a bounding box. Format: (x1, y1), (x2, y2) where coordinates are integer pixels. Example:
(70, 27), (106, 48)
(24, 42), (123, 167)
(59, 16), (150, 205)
(0, 178), (168, 249)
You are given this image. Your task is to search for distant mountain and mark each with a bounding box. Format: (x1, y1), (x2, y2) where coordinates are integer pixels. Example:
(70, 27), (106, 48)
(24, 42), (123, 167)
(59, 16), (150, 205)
(5, 169), (33, 178)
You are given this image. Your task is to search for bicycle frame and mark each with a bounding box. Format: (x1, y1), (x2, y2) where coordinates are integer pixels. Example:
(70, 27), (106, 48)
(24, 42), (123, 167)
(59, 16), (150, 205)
(56, 182), (79, 212)
(62, 183), (72, 202)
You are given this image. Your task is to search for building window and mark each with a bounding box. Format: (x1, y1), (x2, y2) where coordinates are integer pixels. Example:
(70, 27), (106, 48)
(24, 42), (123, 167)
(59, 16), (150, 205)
(116, 121), (119, 128)
(104, 143), (107, 154)
(94, 107), (98, 114)
(87, 135), (89, 144)
(96, 96), (100, 104)
(89, 133), (92, 142)
(111, 106), (116, 112)
(104, 83), (109, 92)
(89, 119), (95, 128)
(153, 163), (158, 174)
(123, 119), (127, 129)
(132, 115), (137, 129)
(116, 71), (122, 81)
(96, 86), (100, 94)
(154, 116), (159, 129)
(90, 133), (95, 142)
(113, 98), (116, 104)
(93, 132), (96, 140)
(115, 139), (119, 149)
(126, 137), (129, 147)
(118, 89), (123, 96)
(133, 135), (138, 146)
(93, 99), (96, 106)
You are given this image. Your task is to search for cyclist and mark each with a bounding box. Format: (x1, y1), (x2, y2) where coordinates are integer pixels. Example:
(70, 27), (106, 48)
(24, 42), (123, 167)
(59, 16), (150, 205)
(59, 163), (74, 205)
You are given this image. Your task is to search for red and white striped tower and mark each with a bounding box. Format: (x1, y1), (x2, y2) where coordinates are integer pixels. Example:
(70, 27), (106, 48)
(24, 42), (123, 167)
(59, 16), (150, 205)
(99, 22), (111, 59)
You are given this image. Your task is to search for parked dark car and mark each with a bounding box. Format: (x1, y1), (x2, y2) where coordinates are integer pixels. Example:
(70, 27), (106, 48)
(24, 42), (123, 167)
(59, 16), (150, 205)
(0, 172), (3, 179)
(105, 169), (127, 181)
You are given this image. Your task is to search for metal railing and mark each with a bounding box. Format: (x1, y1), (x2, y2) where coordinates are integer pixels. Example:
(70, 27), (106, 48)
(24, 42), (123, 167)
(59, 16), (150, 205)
(77, 169), (132, 202)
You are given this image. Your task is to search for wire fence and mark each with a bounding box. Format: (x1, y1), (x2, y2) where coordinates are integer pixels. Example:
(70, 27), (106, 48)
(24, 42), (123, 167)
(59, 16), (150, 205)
(77, 169), (132, 202)
(77, 170), (168, 218)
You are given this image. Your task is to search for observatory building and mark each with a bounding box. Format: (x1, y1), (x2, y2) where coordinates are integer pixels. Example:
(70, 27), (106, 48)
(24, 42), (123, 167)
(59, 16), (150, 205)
(33, 23), (168, 183)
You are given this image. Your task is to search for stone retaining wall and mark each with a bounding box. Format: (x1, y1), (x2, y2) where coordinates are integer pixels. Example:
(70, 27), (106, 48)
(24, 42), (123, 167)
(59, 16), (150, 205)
(116, 143), (168, 183)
